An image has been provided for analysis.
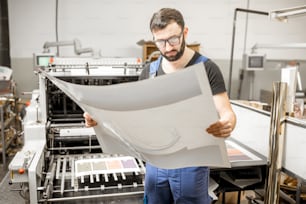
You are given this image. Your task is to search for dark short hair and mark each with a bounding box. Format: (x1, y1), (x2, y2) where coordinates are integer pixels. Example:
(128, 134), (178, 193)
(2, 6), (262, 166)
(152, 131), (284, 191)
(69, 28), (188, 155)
(150, 8), (185, 32)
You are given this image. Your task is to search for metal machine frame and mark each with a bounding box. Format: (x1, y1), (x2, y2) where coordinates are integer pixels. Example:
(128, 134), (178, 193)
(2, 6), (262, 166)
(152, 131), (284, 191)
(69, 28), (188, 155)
(9, 55), (146, 203)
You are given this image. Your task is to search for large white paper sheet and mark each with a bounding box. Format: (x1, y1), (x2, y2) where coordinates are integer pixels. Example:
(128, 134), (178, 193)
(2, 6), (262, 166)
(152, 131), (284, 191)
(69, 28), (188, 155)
(42, 63), (230, 169)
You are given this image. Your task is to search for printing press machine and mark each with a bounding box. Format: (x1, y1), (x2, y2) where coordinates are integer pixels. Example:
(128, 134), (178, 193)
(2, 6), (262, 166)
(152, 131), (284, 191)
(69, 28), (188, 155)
(8, 55), (146, 204)
(6, 54), (270, 204)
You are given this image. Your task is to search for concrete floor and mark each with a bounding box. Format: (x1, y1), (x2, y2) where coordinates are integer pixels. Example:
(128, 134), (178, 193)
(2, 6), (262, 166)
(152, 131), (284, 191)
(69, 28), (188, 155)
(0, 154), (25, 204)
(0, 137), (24, 203)
(0, 171), (25, 204)
(0, 155), (13, 181)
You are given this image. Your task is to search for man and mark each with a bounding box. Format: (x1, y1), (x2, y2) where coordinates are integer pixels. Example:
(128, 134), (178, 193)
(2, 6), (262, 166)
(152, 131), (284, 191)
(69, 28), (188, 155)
(84, 8), (236, 204)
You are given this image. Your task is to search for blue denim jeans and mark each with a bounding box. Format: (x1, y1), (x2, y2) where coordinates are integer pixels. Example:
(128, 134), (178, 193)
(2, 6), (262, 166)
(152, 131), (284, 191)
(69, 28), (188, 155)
(144, 163), (212, 204)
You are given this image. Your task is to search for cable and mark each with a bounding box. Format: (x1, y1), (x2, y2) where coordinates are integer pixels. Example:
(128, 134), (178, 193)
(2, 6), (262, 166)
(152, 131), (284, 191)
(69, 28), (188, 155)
(55, 0), (59, 56)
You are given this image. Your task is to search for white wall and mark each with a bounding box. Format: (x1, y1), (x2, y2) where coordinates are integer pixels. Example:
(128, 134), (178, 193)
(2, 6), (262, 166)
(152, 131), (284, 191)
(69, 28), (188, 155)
(7, 0), (306, 97)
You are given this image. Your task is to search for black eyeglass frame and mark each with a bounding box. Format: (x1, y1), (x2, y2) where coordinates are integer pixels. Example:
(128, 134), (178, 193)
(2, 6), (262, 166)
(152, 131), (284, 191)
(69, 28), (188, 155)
(153, 31), (183, 48)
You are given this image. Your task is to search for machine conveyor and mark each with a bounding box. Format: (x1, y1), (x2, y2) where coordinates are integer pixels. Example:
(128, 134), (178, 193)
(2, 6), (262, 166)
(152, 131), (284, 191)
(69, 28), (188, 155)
(39, 153), (145, 203)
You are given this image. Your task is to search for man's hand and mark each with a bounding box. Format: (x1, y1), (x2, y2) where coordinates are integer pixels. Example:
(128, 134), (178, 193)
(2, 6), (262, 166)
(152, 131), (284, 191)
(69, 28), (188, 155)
(206, 119), (233, 138)
(83, 112), (98, 127)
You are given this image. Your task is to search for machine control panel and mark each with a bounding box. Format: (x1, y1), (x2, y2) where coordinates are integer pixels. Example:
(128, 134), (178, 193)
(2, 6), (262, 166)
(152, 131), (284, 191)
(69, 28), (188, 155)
(9, 150), (36, 183)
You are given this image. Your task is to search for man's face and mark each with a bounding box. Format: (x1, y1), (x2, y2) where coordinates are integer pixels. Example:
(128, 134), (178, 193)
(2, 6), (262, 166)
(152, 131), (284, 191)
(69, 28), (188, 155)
(152, 22), (185, 62)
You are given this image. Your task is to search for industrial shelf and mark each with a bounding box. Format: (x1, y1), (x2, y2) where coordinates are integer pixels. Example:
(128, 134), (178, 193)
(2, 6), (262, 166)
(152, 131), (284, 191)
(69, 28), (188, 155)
(0, 99), (19, 170)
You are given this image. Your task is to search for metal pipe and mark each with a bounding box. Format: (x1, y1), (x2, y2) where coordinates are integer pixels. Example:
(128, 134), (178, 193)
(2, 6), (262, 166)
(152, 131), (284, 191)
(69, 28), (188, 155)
(43, 40), (74, 49)
(40, 191), (144, 202)
(43, 162), (56, 199)
(48, 145), (101, 151)
(264, 82), (287, 204)
(43, 39), (94, 56)
(60, 157), (67, 195)
(42, 155), (55, 187)
(52, 183), (144, 194)
(71, 157), (75, 188)
(228, 8), (269, 98)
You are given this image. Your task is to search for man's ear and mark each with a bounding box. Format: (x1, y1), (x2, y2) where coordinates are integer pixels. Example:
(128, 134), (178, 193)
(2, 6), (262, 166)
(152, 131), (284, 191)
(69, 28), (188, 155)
(183, 27), (189, 38)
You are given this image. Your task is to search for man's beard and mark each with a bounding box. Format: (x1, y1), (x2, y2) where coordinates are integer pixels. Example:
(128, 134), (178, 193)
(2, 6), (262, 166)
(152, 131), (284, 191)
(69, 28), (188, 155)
(161, 38), (186, 62)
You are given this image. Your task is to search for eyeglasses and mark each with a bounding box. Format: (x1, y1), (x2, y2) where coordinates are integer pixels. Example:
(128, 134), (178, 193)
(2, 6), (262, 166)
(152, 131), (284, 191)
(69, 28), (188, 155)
(154, 31), (183, 48)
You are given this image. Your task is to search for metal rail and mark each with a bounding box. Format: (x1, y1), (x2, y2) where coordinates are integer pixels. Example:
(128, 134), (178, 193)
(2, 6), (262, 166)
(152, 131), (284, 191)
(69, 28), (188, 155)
(39, 191), (144, 202)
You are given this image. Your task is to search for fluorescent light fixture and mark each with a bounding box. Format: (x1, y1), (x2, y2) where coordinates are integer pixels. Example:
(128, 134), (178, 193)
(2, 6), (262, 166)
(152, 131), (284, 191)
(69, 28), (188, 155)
(252, 43), (306, 51)
(270, 5), (306, 22)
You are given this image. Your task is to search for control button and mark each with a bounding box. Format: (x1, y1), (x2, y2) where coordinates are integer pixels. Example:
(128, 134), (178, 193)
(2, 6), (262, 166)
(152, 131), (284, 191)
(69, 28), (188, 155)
(18, 168), (25, 174)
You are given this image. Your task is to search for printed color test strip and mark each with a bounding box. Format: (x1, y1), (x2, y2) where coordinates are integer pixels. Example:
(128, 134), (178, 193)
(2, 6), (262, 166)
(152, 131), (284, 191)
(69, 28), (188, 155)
(75, 156), (140, 177)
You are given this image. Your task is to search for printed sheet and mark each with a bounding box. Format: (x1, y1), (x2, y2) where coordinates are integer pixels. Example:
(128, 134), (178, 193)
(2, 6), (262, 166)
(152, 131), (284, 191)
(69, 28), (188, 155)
(42, 63), (230, 169)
